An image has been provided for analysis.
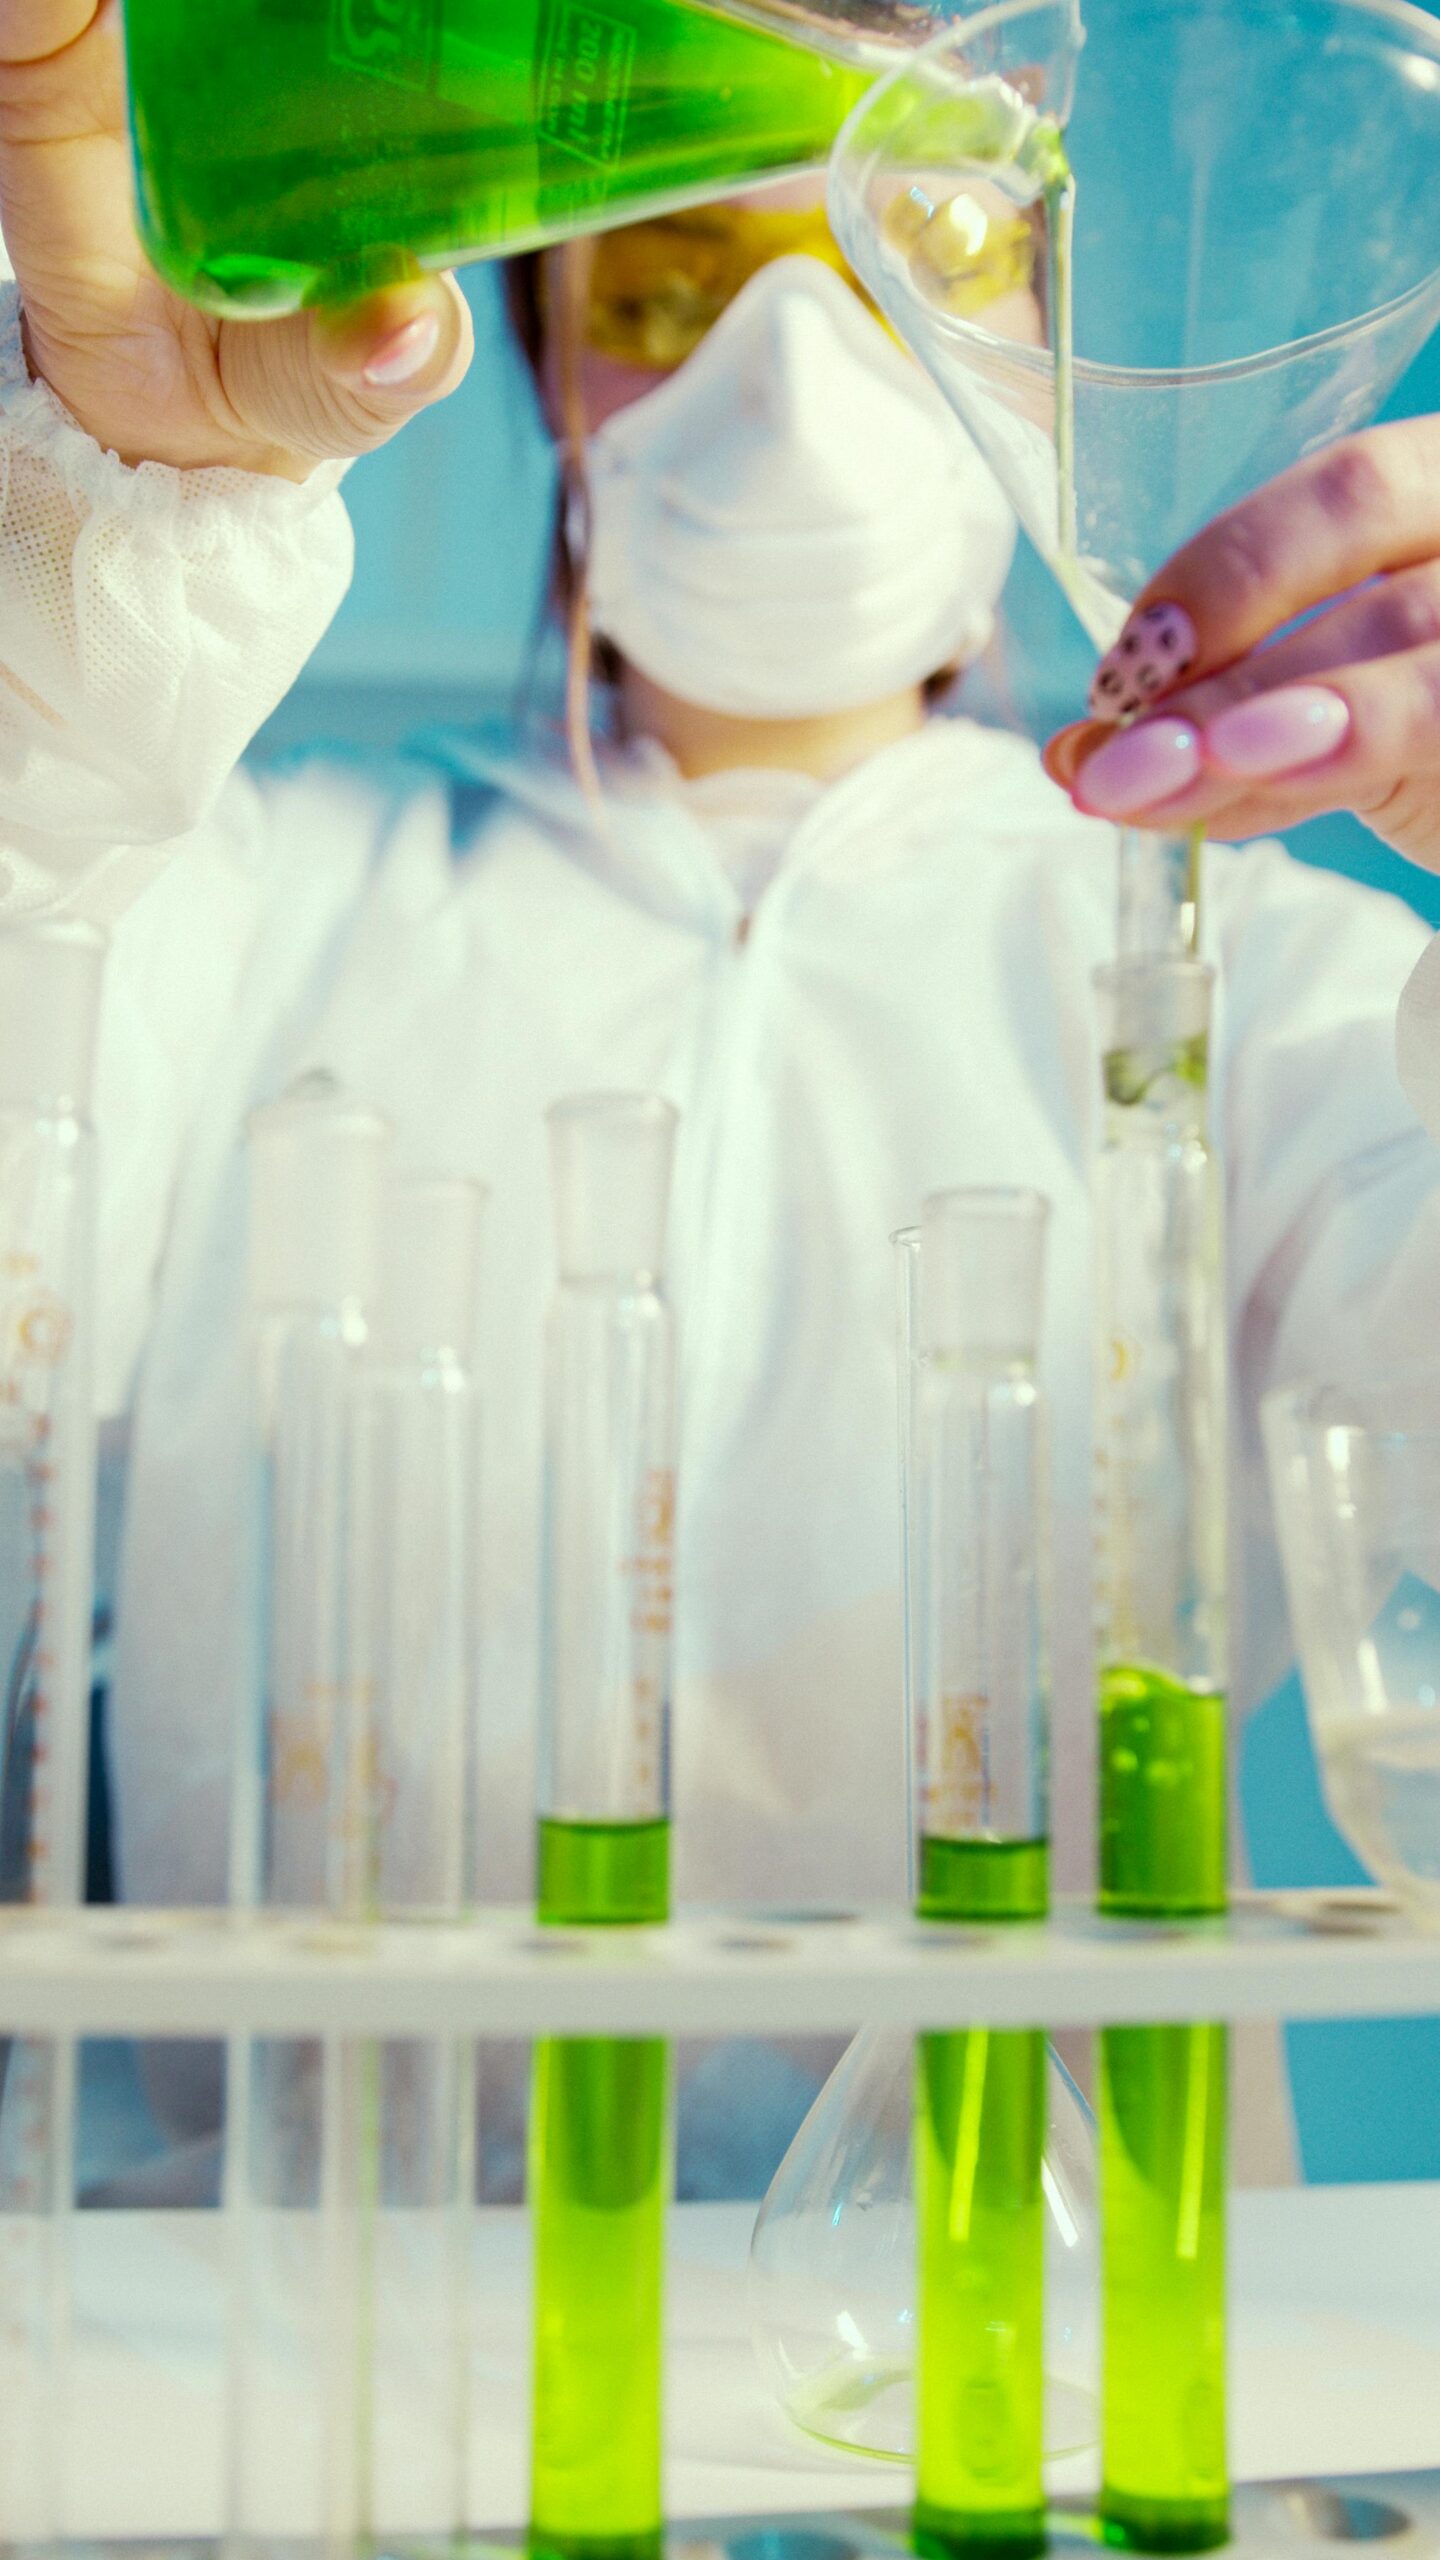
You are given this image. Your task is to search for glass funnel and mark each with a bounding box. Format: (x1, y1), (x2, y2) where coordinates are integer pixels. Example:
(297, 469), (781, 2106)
(1264, 1374), (1440, 1926)
(747, 2025), (1098, 2464)
(829, 0), (1440, 651)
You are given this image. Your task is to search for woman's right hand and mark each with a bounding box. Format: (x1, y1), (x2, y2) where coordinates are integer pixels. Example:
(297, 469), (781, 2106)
(0, 0), (473, 480)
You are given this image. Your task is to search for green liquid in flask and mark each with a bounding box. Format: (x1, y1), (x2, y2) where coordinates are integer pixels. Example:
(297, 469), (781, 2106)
(914, 1838), (1048, 2560)
(122, 0), (872, 316)
(531, 1816), (672, 2560)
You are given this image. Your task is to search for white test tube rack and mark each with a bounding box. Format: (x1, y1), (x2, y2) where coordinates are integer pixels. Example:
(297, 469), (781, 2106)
(5, 1889), (1438, 2560)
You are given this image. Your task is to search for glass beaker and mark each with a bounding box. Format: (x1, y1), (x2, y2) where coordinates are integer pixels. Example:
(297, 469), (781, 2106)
(828, 0), (1440, 949)
(0, 919), (105, 2557)
(531, 1092), (679, 2560)
(1264, 1374), (1440, 1926)
(126, 0), (972, 319)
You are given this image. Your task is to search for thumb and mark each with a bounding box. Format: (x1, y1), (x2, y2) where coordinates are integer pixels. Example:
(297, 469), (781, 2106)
(217, 274), (474, 474)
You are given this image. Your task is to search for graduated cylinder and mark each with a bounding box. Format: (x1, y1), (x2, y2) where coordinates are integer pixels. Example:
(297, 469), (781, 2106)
(908, 1188), (1051, 2560)
(532, 1092), (679, 2560)
(1092, 960), (1229, 2557)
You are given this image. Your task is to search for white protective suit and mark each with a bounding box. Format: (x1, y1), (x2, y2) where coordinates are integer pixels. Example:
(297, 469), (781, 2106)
(4, 284), (1440, 2182)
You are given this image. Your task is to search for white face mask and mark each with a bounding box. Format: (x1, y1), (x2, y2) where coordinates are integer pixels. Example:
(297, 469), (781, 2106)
(584, 255), (1017, 722)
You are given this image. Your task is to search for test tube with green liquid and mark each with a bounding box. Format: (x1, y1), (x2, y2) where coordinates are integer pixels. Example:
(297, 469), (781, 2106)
(908, 1188), (1052, 2560)
(530, 1092), (679, 2560)
(1092, 960), (1230, 2555)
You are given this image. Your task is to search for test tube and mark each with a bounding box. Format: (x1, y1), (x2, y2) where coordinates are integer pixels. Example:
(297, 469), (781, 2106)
(227, 1077), (389, 2560)
(1092, 960), (1229, 2555)
(339, 1174), (484, 2551)
(530, 1092), (678, 2560)
(0, 920), (105, 2554)
(909, 1188), (1050, 2560)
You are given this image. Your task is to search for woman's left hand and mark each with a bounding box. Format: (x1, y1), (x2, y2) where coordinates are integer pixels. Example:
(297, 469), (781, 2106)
(1043, 414), (1440, 870)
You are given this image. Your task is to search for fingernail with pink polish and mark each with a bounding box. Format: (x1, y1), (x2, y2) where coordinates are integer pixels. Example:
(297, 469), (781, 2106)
(362, 309), (440, 387)
(1074, 717), (1203, 819)
(1203, 684), (1350, 780)
(1088, 601), (1199, 721)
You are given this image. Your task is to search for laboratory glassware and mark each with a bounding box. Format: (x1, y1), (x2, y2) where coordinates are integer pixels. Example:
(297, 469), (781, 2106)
(531, 1091), (678, 2560)
(1093, 959), (1228, 2555)
(338, 1174), (485, 2551)
(1093, 960), (1226, 1915)
(827, 0), (1440, 950)
(895, 1225), (921, 1891)
(748, 2025), (1098, 2466)
(0, 919), (105, 2554)
(123, 0), (987, 321)
(753, 1198), (1086, 2478)
(907, 1188), (1050, 2557)
(227, 1076), (389, 2560)
(1265, 1374), (1440, 1927)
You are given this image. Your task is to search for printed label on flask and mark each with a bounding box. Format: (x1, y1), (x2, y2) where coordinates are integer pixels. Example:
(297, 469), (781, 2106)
(539, 0), (636, 170)
(328, 0), (442, 91)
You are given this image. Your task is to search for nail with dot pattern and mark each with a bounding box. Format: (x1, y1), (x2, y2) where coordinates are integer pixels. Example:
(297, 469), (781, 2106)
(1087, 601), (1199, 723)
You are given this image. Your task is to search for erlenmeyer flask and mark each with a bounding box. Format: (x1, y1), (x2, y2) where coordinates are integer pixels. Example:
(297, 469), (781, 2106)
(747, 2024), (1098, 2464)
(127, 0), (973, 318)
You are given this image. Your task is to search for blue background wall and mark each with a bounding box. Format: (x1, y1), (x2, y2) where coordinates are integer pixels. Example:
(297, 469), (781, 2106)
(258, 219), (1440, 2185)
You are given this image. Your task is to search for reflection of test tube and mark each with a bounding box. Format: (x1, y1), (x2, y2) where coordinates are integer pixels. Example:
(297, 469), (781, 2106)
(908, 1189), (1049, 2560)
(531, 1093), (677, 2560)
(340, 1175), (484, 2549)
(0, 920), (104, 2553)
(228, 1078), (388, 2560)
(1092, 961), (1229, 2556)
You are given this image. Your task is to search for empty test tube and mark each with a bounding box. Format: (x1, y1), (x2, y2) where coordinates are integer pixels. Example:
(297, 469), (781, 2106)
(227, 1078), (389, 2560)
(0, 921), (105, 2555)
(339, 1174), (485, 2552)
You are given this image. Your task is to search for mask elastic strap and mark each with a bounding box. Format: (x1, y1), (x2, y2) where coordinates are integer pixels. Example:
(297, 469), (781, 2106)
(544, 240), (609, 825)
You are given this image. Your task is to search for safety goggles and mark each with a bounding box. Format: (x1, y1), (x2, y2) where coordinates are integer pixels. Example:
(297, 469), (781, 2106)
(577, 200), (878, 371)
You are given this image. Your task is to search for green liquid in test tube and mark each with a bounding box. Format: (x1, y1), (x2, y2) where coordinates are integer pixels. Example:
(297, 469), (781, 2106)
(1092, 962), (1230, 2555)
(906, 1189), (1052, 2560)
(530, 1095), (679, 2560)
(533, 1820), (671, 2560)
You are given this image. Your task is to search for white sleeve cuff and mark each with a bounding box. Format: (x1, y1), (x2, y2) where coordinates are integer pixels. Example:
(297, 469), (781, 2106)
(0, 282), (354, 921)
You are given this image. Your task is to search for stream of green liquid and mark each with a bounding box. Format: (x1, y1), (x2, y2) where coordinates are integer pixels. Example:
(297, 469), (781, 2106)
(123, 0), (871, 314)
(914, 1836), (1049, 2560)
(530, 1817), (672, 2560)
(1098, 1664), (1229, 2553)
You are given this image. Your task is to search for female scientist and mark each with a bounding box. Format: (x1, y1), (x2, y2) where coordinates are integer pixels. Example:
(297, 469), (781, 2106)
(5, 0), (1440, 2183)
